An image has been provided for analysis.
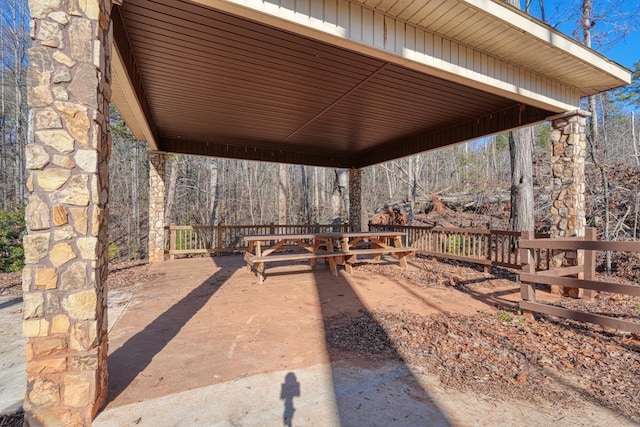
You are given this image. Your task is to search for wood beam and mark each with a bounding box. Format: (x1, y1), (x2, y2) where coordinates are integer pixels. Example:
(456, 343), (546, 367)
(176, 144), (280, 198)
(160, 137), (352, 168)
(354, 104), (551, 167)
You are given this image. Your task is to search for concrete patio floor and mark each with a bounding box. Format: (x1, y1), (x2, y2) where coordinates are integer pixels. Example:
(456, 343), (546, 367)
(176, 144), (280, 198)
(91, 256), (632, 427)
(96, 256), (460, 426)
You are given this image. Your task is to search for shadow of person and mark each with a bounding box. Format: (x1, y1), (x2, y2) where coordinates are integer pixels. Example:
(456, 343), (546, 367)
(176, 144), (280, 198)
(280, 372), (300, 427)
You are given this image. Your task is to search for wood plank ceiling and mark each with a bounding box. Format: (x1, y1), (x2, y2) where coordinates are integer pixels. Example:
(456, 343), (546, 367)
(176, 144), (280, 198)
(115, 0), (554, 167)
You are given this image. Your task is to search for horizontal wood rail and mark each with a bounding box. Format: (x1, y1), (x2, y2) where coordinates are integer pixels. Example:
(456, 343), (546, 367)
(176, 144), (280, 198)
(519, 227), (640, 334)
(164, 223), (350, 258)
(368, 223), (550, 271)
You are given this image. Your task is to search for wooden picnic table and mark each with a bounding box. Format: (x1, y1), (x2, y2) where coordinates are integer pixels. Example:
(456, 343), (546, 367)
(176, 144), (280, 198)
(244, 231), (414, 284)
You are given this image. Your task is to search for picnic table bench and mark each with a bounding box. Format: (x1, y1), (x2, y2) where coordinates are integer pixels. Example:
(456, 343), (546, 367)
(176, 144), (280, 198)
(244, 231), (415, 284)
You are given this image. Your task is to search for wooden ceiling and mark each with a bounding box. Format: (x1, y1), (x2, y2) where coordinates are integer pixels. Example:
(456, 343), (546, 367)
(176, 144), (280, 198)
(111, 0), (624, 167)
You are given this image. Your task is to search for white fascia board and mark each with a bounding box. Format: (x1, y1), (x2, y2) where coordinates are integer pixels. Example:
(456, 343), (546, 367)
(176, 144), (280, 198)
(463, 0), (630, 85)
(111, 41), (158, 150)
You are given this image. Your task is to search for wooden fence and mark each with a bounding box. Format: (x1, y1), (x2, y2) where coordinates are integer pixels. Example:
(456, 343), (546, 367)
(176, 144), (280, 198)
(368, 223), (550, 270)
(164, 223), (350, 257)
(519, 227), (640, 334)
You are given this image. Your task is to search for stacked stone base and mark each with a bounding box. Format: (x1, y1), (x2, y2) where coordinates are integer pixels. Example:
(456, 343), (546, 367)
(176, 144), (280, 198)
(23, 0), (112, 424)
(548, 110), (589, 296)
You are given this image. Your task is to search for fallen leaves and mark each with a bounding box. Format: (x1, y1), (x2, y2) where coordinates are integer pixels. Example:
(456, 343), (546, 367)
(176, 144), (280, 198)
(324, 260), (640, 424)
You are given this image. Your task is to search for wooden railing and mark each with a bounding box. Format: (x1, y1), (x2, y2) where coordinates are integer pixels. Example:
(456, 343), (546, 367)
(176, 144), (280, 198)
(164, 223), (350, 257)
(519, 227), (640, 334)
(368, 223), (550, 270)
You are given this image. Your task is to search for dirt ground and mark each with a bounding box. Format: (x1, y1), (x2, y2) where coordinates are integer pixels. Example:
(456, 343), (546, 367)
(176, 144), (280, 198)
(2, 255), (640, 425)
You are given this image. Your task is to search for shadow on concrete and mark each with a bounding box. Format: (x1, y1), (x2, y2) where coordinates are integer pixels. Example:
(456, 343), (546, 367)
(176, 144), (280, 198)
(312, 260), (453, 426)
(106, 263), (227, 404)
(0, 297), (22, 310)
(280, 372), (300, 427)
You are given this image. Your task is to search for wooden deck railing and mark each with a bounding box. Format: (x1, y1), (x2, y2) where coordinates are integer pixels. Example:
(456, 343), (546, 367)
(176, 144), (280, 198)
(368, 223), (550, 270)
(164, 223), (350, 257)
(519, 227), (640, 334)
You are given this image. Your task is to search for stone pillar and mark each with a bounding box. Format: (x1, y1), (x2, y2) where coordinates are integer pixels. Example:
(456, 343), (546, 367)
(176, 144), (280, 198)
(23, 0), (113, 424)
(349, 168), (363, 232)
(148, 152), (166, 262)
(548, 110), (589, 295)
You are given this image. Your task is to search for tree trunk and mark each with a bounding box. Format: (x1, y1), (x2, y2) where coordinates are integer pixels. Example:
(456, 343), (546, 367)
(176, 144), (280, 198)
(509, 127), (535, 232)
(133, 143), (140, 254)
(503, 0), (534, 233)
(165, 156), (179, 225)
(313, 167), (320, 223)
(337, 168), (349, 219)
(408, 157), (417, 225)
(632, 111), (639, 166)
(278, 163), (288, 224)
(301, 165), (310, 223)
(209, 160), (219, 225)
(1, 41), (6, 210)
(332, 169), (349, 227)
(581, 0), (611, 273)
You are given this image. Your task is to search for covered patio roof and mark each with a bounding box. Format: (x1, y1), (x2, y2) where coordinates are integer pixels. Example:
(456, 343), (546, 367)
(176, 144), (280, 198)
(111, 0), (630, 168)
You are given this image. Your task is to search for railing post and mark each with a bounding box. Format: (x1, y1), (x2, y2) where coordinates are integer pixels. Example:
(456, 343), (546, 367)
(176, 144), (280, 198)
(169, 224), (176, 260)
(484, 225), (492, 273)
(519, 230), (536, 321)
(216, 224), (223, 256)
(581, 227), (597, 301)
(270, 222), (276, 234)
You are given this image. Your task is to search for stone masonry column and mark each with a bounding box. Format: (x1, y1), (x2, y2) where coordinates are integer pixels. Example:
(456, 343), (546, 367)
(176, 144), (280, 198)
(349, 168), (363, 232)
(548, 110), (590, 295)
(22, 0), (112, 424)
(148, 152), (166, 262)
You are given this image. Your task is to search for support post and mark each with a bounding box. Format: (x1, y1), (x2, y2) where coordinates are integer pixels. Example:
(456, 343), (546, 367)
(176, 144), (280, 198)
(168, 225), (176, 260)
(547, 110), (590, 296)
(148, 151), (166, 262)
(519, 230), (536, 321)
(348, 168), (363, 232)
(23, 0), (113, 423)
(581, 227), (597, 301)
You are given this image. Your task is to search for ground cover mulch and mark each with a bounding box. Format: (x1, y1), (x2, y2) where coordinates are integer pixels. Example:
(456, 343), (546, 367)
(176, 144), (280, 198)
(325, 258), (640, 423)
(0, 412), (23, 427)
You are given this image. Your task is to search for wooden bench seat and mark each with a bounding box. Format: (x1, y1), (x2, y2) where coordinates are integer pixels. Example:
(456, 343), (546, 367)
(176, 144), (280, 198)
(340, 247), (415, 273)
(246, 247), (413, 263)
(245, 250), (340, 284)
(247, 252), (339, 263)
(245, 246), (416, 282)
(342, 247), (413, 256)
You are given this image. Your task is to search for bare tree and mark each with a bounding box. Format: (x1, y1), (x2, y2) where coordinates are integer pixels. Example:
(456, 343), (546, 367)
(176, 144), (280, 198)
(0, 0), (29, 209)
(503, 0), (535, 232)
(278, 163), (288, 224)
(509, 128), (535, 231)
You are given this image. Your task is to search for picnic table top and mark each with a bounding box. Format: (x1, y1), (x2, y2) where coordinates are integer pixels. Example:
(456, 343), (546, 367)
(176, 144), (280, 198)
(243, 231), (406, 241)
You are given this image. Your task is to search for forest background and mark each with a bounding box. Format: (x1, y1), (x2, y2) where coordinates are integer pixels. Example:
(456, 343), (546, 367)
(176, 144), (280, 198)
(1, 0), (640, 272)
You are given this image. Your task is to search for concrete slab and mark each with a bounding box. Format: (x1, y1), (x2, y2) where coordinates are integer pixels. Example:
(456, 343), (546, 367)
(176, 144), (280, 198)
(0, 286), (140, 416)
(0, 295), (26, 415)
(95, 362), (451, 427)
